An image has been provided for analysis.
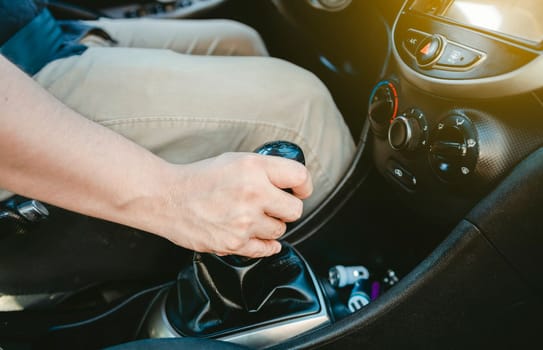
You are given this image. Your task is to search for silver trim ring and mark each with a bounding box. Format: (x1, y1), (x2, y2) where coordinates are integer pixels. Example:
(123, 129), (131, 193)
(388, 116), (412, 151)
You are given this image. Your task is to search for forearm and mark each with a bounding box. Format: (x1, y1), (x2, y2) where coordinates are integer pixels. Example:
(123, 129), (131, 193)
(0, 56), (172, 233)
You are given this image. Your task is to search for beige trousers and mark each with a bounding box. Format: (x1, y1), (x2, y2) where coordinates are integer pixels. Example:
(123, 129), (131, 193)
(12, 18), (356, 215)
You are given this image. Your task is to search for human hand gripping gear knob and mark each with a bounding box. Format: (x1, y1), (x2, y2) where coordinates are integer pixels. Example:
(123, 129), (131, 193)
(220, 141), (308, 265)
(159, 141), (312, 259)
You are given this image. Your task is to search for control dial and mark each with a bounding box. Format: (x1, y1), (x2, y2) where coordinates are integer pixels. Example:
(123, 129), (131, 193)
(368, 80), (398, 137)
(388, 108), (429, 151)
(429, 114), (478, 183)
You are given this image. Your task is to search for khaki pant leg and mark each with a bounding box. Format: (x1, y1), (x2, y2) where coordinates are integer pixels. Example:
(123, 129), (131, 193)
(83, 18), (269, 56)
(32, 47), (355, 215)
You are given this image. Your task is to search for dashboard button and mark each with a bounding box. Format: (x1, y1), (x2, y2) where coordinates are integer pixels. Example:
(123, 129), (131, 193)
(416, 34), (445, 68)
(403, 29), (429, 56)
(387, 161), (417, 190)
(437, 43), (483, 69)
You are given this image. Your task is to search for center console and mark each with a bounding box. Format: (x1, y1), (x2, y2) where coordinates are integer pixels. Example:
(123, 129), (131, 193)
(369, 0), (543, 223)
(141, 243), (330, 348)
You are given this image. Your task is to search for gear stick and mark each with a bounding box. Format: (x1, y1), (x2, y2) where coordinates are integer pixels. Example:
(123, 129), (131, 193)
(165, 141), (321, 338)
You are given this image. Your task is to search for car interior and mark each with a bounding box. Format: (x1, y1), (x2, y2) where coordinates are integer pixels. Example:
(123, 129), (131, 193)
(1, 0), (542, 349)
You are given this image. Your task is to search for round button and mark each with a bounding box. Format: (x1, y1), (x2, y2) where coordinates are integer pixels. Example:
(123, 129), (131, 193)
(416, 35), (445, 68)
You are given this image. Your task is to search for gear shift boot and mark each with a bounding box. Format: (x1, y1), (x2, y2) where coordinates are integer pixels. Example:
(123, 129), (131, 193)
(165, 242), (323, 338)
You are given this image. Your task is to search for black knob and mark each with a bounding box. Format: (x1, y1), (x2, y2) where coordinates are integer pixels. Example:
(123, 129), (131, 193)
(429, 114), (478, 183)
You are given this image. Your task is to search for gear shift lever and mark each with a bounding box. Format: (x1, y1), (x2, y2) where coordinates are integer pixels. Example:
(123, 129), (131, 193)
(168, 141), (320, 338)
(219, 140), (306, 267)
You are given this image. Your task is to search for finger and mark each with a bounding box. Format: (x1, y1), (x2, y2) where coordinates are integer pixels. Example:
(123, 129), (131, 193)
(262, 156), (313, 199)
(263, 187), (304, 223)
(251, 214), (287, 240)
(236, 238), (282, 258)
(290, 170), (313, 200)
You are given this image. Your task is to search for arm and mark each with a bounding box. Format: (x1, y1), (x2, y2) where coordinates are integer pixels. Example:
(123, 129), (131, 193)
(0, 56), (312, 258)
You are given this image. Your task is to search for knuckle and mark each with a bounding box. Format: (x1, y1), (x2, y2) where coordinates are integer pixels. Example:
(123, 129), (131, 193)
(250, 245), (268, 259)
(238, 153), (261, 170)
(287, 199), (303, 221)
(239, 184), (260, 203)
(245, 250), (261, 259)
(264, 243), (279, 257)
(274, 222), (287, 239)
(234, 214), (253, 232)
(226, 237), (245, 252)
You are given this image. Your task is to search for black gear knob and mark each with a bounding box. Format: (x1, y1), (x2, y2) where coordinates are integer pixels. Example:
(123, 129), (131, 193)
(254, 140), (305, 165)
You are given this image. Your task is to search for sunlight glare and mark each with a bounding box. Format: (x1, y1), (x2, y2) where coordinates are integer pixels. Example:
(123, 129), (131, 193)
(452, 1), (503, 32)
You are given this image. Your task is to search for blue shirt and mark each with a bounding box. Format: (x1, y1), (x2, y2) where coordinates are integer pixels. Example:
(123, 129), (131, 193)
(0, 0), (93, 74)
(0, 0), (43, 45)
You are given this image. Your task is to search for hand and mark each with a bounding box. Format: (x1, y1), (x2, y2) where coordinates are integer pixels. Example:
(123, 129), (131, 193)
(155, 153), (313, 258)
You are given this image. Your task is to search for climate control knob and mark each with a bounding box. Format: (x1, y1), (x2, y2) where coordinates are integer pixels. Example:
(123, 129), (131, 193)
(388, 108), (429, 151)
(368, 80), (398, 137)
(429, 114), (478, 183)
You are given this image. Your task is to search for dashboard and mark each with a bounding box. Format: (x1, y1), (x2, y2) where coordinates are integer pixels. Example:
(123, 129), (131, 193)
(396, 0), (543, 81)
(369, 0), (543, 223)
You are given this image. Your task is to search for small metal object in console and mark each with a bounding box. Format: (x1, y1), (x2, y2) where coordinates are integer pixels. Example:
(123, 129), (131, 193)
(16, 200), (49, 222)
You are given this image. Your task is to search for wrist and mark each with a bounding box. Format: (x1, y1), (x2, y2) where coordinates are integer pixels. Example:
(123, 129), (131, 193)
(115, 158), (186, 239)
